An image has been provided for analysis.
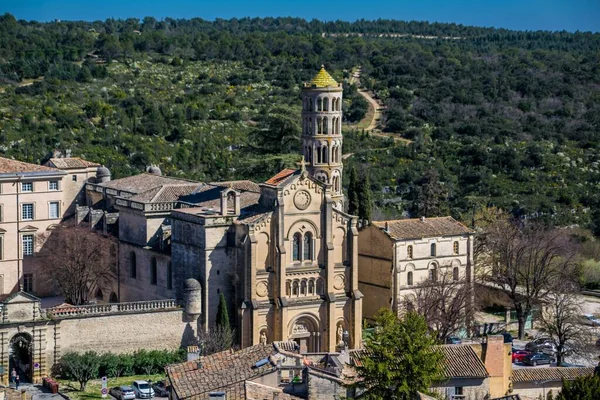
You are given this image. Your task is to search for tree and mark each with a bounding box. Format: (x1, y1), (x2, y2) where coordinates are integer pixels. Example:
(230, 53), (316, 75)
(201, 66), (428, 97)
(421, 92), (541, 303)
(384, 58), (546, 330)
(216, 293), (231, 329)
(248, 107), (300, 154)
(357, 171), (373, 222)
(38, 225), (116, 305)
(197, 325), (236, 355)
(538, 282), (590, 366)
(351, 309), (443, 399)
(347, 165), (359, 215)
(60, 351), (100, 391)
(409, 269), (472, 342)
(478, 219), (578, 339)
(556, 376), (600, 399)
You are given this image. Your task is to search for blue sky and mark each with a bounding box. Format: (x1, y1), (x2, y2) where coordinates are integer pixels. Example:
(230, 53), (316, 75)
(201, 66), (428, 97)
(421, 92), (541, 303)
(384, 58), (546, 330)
(3, 0), (599, 32)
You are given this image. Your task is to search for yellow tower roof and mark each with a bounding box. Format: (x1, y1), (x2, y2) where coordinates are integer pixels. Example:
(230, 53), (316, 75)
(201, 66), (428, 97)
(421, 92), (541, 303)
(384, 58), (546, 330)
(308, 65), (339, 88)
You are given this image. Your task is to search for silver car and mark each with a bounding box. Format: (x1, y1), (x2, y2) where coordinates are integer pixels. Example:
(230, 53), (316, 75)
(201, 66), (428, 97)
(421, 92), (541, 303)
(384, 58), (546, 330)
(110, 386), (136, 400)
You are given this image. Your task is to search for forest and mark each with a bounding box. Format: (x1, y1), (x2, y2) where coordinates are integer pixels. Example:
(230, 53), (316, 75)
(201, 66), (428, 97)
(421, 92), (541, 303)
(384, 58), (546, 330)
(0, 13), (599, 228)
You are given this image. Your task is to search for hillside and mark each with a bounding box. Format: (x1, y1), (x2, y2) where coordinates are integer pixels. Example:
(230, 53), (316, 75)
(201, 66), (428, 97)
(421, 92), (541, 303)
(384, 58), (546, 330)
(1, 14), (599, 227)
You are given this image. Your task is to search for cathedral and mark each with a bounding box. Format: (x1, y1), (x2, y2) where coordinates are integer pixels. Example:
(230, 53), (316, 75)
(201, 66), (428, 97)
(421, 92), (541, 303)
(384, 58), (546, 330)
(169, 66), (362, 351)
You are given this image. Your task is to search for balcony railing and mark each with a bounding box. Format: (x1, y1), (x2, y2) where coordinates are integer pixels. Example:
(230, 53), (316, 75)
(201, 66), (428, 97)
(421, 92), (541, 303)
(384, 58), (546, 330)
(46, 299), (178, 319)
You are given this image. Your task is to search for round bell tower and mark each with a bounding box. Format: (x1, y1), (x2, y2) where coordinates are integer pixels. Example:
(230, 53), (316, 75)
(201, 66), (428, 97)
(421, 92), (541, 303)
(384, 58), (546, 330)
(301, 65), (344, 209)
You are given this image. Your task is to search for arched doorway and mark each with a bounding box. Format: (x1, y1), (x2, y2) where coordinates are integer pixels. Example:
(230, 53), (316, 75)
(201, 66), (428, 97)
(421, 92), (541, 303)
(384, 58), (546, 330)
(289, 315), (320, 353)
(9, 333), (33, 383)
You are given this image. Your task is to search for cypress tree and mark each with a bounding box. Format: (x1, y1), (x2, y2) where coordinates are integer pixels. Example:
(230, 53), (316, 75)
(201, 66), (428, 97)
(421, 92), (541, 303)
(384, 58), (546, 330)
(358, 172), (373, 222)
(216, 293), (231, 330)
(348, 165), (360, 215)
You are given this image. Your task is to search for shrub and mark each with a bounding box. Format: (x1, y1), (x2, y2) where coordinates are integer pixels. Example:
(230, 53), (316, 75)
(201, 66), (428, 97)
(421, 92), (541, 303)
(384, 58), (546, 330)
(60, 351), (101, 390)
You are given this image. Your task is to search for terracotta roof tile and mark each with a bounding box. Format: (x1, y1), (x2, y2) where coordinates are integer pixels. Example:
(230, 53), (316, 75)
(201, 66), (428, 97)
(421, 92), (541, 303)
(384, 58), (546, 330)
(128, 184), (203, 203)
(99, 173), (200, 194)
(350, 344), (488, 379)
(210, 180), (261, 193)
(373, 217), (473, 240)
(166, 344), (276, 400)
(0, 157), (61, 174)
(512, 367), (594, 383)
(45, 157), (100, 169)
(264, 169), (297, 186)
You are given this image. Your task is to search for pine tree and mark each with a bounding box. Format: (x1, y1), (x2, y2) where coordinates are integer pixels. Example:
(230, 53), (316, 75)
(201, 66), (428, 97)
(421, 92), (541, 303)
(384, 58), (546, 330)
(357, 172), (373, 222)
(216, 293), (231, 330)
(347, 165), (360, 215)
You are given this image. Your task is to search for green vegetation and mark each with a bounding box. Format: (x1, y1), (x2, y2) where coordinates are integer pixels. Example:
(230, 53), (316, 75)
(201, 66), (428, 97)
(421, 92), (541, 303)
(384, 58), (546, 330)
(58, 374), (165, 400)
(556, 376), (600, 399)
(1, 14), (599, 228)
(350, 309), (443, 399)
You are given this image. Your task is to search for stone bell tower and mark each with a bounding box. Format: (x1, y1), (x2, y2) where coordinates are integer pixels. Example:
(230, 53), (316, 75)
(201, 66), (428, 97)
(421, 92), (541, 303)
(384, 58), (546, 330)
(301, 65), (344, 209)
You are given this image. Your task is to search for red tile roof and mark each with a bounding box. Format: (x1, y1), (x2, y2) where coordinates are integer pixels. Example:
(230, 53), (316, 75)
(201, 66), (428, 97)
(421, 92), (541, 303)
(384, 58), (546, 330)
(512, 367), (594, 383)
(0, 157), (61, 174)
(264, 169), (297, 186)
(166, 344), (276, 400)
(373, 217), (473, 240)
(45, 157), (100, 169)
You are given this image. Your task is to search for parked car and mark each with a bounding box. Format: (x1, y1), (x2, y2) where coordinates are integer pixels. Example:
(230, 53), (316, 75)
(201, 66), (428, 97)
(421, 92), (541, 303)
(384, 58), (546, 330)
(522, 353), (554, 366)
(512, 349), (531, 363)
(525, 337), (554, 353)
(445, 336), (462, 344)
(110, 386), (136, 400)
(132, 381), (154, 399)
(151, 382), (169, 397)
(582, 314), (600, 326)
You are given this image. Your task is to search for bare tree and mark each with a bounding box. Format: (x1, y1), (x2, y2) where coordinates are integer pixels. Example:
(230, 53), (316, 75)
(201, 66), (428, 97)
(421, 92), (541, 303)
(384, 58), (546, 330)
(197, 326), (236, 355)
(409, 270), (473, 341)
(478, 219), (578, 339)
(538, 282), (591, 366)
(38, 225), (116, 305)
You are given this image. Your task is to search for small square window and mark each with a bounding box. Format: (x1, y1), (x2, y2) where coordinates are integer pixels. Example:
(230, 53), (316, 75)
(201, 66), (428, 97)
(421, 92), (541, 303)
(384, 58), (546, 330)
(49, 181), (59, 191)
(72, 175), (77, 182)
(21, 182), (33, 192)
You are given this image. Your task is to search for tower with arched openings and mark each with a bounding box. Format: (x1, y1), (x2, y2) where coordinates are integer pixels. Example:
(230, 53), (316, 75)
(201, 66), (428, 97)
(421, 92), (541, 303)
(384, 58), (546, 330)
(301, 65), (344, 209)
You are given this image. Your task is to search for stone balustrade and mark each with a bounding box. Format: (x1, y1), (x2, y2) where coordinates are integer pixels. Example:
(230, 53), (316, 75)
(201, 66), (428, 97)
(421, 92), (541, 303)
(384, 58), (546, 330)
(46, 299), (178, 319)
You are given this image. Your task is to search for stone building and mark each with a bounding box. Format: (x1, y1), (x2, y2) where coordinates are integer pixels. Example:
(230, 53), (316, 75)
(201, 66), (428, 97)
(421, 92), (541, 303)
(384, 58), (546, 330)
(0, 157), (100, 297)
(357, 217), (474, 320)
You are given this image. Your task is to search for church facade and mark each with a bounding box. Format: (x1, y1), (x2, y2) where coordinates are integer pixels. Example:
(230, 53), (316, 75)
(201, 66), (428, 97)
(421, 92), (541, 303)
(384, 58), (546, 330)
(170, 67), (362, 351)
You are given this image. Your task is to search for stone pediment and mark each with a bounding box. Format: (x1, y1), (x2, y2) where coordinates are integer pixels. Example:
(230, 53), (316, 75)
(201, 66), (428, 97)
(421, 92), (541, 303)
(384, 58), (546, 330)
(19, 225), (39, 232)
(2, 291), (41, 323)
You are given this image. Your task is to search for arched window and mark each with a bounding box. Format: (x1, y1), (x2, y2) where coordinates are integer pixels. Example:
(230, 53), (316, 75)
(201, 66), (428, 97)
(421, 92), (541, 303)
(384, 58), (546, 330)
(323, 117), (328, 134)
(301, 280), (307, 295)
(453, 267), (459, 281)
(293, 233), (301, 261)
(308, 117), (313, 134)
(308, 279), (315, 295)
(322, 146), (328, 163)
(227, 191), (235, 214)
(292, 281), (299, 296)
(303, 232), (313, 261)
(167, 261), (173, 290)
(130, 251), (137, 279)
(407, 245), (413, 259)
(317, 117), (323, 134)
(323, 97), (329, 111)
(309, 98), (314, 111)
(430, 243), (436, 257)
(453, 241), (459, 255)
(317, 98), (323, 111)
(150, 257), (158, 285)
(429, 266), (438, 282)
(286, 281), (291, 296)
(95, 288), (103, 301)
(407, 271), (413, 286)
(109, 292), (118, 303)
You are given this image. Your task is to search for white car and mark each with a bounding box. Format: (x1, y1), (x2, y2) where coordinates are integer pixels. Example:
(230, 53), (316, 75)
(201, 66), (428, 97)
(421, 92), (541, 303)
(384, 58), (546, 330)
(132, 381), (154, 399)
(582, 314), (600, 326)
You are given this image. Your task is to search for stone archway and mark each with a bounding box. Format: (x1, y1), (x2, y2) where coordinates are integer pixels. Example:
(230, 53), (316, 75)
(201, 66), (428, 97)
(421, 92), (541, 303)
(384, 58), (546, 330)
(9, 332), (33, 383)
(289, 315), (320, 353)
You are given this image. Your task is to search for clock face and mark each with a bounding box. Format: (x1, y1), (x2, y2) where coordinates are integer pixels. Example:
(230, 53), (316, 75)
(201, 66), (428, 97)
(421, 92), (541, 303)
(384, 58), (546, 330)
(294, 190), (312, 210)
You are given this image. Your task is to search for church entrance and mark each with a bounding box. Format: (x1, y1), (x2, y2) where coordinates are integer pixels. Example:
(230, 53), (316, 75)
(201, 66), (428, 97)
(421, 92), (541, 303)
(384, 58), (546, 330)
(9, 333), (33, 383)
(290, 316), (320, 353)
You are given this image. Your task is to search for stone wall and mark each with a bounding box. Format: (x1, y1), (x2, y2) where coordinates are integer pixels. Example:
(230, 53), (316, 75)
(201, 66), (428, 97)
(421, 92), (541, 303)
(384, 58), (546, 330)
(307, 370), (347, 400)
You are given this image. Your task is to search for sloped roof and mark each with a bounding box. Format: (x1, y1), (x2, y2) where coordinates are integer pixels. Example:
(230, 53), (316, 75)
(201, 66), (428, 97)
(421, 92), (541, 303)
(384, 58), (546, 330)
(0, 157), (62, 174)
(210, 180), (260, 193)
(166, 344), (276, 400)
(128, 184), (203, 203)
(512, 367), (594, 383)
(372, 217), (473, 240)
(99, 173), (200, 194)
(264, 169), (298, 186)
(349, 344), (488, 380)
(45, 157), (100, 169)
(244, 381), (303, 400)
(308, 66), (339, 88)
(437, 345), (488, 379)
